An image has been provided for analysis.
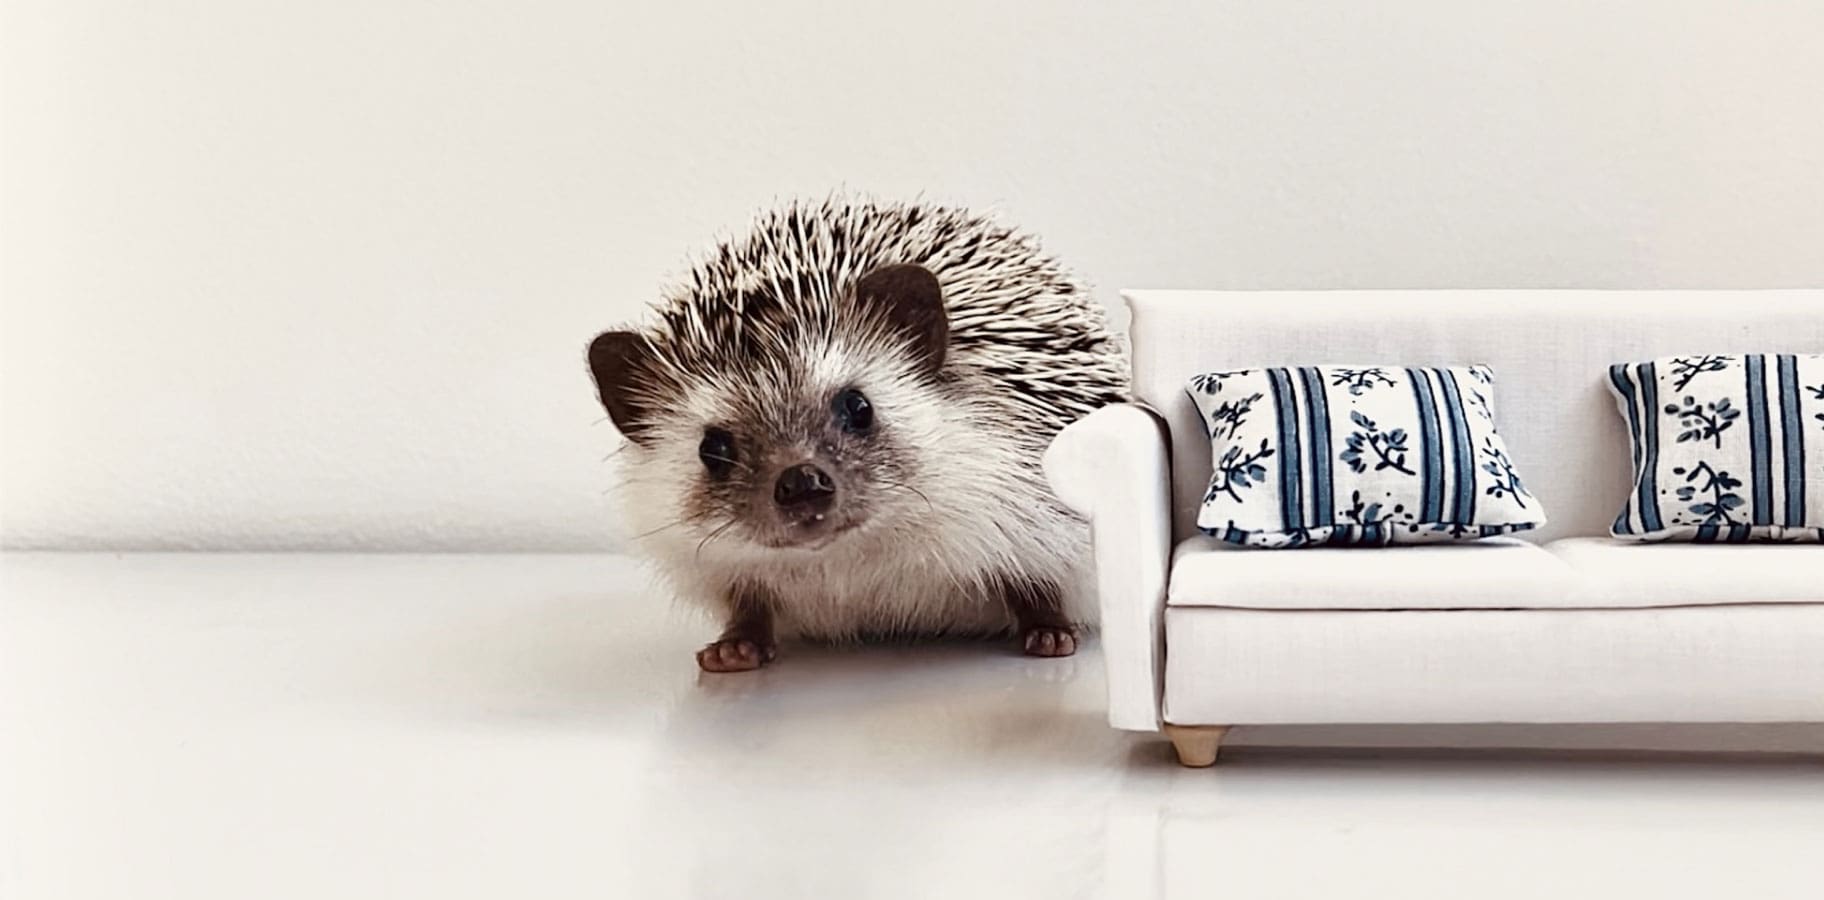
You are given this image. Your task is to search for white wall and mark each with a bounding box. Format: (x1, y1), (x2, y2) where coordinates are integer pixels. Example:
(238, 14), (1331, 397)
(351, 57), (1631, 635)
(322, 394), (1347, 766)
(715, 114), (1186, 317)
(3, 0), (1822, 551)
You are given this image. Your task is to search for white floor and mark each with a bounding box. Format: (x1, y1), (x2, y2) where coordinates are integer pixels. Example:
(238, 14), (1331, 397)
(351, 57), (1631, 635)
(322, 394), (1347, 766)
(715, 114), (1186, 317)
(4, 554), (1823, 900)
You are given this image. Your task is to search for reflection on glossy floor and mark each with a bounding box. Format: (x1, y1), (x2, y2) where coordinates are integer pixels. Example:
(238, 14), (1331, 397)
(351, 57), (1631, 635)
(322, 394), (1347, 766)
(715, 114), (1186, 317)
(4, 554), (1823, 900)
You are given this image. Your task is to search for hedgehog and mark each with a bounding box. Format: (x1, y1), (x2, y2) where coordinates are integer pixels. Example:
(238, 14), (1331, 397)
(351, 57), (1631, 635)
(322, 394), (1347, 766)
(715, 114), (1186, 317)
(586, 197), (1128, 671)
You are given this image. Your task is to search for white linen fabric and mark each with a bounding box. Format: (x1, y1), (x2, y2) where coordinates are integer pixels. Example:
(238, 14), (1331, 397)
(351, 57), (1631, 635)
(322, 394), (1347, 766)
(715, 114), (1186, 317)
(1042, 404), (1173, 730)
(1547, 537), (1824, 607)
(1185, 364), (1544, 546)
(1126, 290), (1824, 545)
(1167, 536), (1574, 610)
(1163, 604), (1824, 725)
(1607, 354), (1824, 542)
(1169, 534), (1824, 611)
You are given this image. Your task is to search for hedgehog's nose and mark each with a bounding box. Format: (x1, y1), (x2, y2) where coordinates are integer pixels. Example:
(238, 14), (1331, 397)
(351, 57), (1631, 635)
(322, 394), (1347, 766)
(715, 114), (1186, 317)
(774, 463), (836, 513)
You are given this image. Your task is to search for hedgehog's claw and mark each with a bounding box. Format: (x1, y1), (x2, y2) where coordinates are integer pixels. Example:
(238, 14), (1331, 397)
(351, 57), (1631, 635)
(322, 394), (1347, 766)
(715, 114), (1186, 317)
(697, 638), (776, 672)
(1021, 626), (1077, 658)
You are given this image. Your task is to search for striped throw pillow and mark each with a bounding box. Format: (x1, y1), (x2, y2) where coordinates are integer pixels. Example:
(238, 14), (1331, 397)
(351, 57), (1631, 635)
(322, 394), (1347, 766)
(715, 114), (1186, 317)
(1185, 365), (1546, 548)
(1608, 354), (1824, 542)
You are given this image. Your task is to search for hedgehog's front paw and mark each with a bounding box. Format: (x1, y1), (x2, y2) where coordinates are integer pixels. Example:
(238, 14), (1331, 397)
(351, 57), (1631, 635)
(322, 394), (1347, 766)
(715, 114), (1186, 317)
(696, 638), (777, 672)
(1021, 626), (1077, 658)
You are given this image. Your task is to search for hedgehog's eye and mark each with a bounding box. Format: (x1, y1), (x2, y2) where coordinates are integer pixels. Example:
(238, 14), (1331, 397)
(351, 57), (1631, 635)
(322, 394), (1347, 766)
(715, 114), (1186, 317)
(699, 428), (737, 479)
(834, 388), (873, 434)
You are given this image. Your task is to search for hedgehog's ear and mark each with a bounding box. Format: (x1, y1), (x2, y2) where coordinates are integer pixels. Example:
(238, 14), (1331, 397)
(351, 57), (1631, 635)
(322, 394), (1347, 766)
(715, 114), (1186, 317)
(854, 263), (948, 373)
(587, 330), (660, 444)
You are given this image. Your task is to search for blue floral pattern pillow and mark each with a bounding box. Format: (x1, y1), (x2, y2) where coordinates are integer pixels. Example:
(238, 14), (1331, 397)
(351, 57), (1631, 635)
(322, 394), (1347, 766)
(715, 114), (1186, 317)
(1609, 354), (1824, 542)
(1186, 365), (1546, 548)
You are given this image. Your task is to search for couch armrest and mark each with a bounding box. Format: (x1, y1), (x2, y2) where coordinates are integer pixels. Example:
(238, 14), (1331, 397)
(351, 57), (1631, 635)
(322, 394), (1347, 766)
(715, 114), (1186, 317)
(1043, 403), (1173, 731)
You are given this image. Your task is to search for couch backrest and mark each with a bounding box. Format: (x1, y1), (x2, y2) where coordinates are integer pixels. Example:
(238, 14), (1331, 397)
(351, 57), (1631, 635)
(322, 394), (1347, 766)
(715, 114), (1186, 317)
(1126, 290), (1824, 544)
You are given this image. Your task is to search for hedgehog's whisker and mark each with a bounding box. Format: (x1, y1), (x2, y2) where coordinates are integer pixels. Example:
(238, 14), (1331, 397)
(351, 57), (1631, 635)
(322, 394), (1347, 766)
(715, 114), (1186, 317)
(875, 478), (935, 513)
(699, 453), (751, 473)
(629, 518), (688, 540)
(599, 476), (665, 496)
(695, 519), (740, 558)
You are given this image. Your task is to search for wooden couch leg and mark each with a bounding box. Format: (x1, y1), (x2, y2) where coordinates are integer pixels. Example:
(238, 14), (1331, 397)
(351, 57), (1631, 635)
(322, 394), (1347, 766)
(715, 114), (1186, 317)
(1164, 725), (1231, 767)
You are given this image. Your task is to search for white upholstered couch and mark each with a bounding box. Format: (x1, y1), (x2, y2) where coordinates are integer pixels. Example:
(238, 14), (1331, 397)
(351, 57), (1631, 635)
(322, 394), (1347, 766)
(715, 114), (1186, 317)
(1044, 290), (1824, 766)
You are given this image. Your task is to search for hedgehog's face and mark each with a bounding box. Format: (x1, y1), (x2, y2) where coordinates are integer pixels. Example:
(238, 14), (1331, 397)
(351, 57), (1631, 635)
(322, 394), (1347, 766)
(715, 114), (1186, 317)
(588, 264), (950, 556)
(653, 377), (919, 552)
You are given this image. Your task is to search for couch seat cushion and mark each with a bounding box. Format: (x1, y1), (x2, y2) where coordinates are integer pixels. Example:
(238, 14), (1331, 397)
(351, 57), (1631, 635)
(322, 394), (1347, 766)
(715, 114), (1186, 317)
(1546, 537), (1824, 607)
(1168, 535), (1576, 610)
